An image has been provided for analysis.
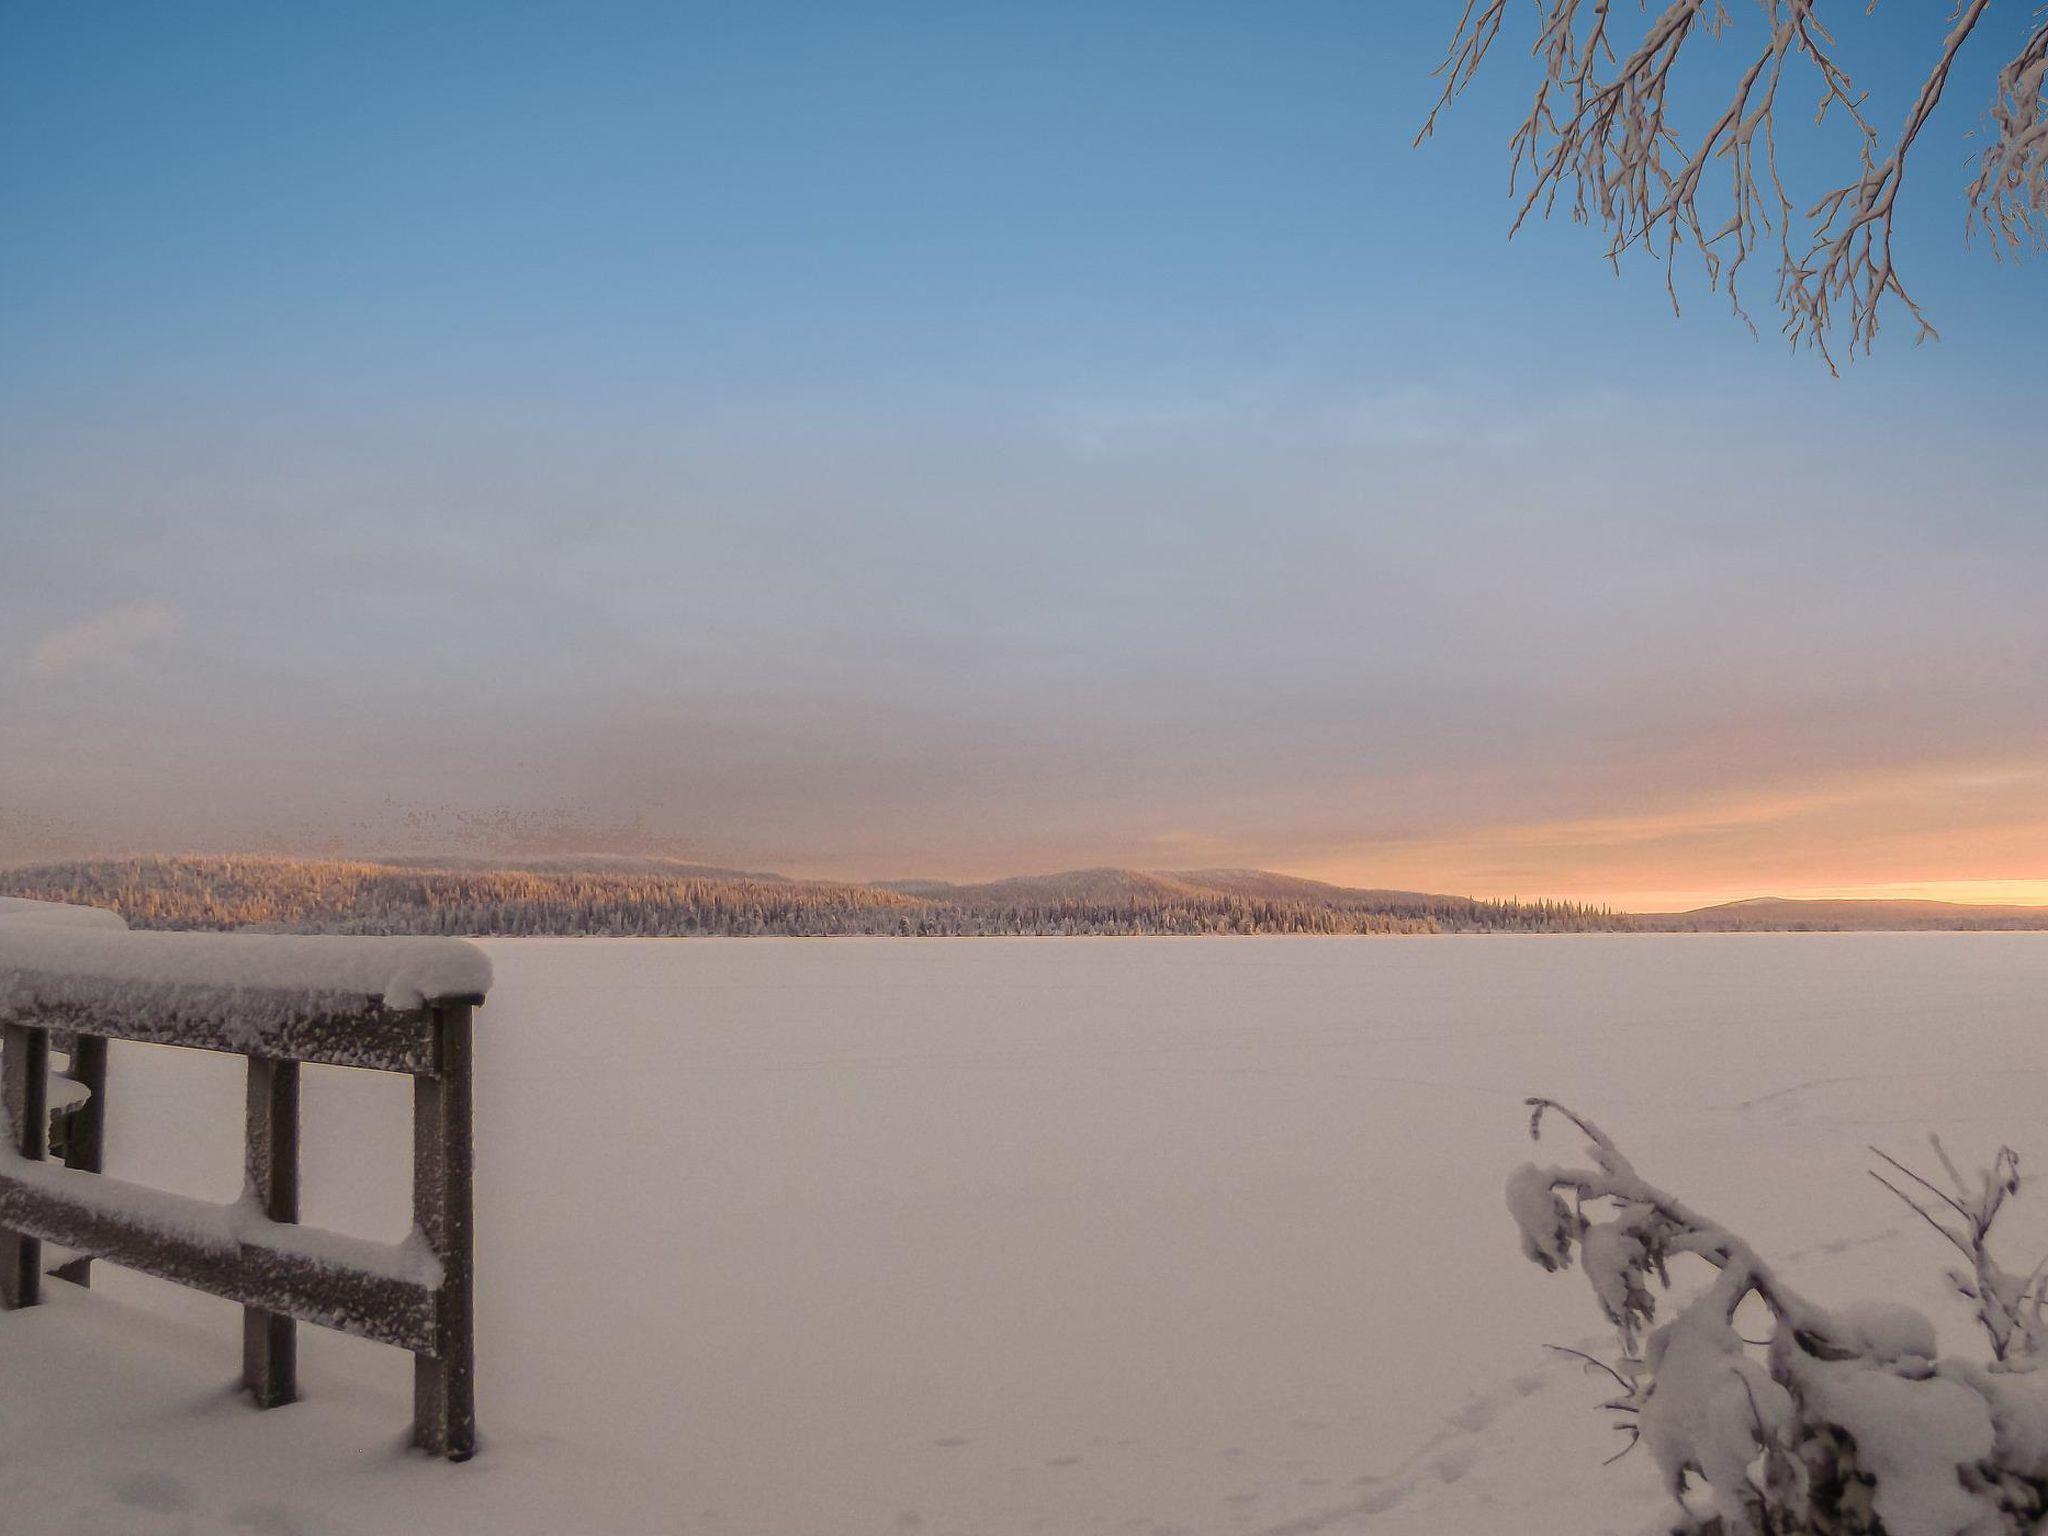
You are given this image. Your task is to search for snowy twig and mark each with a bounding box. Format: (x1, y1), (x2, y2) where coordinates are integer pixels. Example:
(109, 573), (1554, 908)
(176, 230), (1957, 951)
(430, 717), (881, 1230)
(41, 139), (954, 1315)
(1868, 1135), (2040, 1362)
(1545, 1341), (1639, 1394)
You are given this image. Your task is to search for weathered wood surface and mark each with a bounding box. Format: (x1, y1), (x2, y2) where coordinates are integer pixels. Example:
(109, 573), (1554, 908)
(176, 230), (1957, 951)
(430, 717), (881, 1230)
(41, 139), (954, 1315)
(412, 1002), (477, 1460)
(242, 1056), (302, 1406)
(1, 1023), (48, 1308)
(0, 992), (449, 1075)
(49, 1032), (106, 1286)
(0, 1162), (440, 1354)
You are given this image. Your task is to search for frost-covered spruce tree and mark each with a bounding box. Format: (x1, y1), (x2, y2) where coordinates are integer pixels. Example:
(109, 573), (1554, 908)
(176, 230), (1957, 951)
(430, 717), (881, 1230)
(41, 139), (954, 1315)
(1419, 2), (2048, 368)
(1508, 1100), (2048, 1535)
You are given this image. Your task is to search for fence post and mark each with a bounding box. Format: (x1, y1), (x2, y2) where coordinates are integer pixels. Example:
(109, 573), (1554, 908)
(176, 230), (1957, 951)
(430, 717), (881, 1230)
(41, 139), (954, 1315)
(51, 1033), (108, 1287)
(412, 1001), (476, 1460)
(1, 1024), (50, 1309)
(242, 1056), (301, 1407)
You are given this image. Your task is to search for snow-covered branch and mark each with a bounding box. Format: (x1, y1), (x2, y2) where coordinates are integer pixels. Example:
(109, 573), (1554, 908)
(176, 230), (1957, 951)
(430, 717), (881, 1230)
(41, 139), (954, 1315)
(1420, 2), (2048, 368)
(1508, 1099), (2048, 1534)
(1969, 12), (2048, 255)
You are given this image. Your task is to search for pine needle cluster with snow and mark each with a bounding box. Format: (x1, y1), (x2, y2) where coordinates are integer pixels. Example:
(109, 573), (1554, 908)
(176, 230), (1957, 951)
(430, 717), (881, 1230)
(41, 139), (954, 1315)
(1510, 1100), (2048, 1535)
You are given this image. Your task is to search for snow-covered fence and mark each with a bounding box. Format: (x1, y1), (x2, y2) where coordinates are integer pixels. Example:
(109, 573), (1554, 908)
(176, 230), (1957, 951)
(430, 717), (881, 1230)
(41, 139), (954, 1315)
(0, 899), (492, 1460)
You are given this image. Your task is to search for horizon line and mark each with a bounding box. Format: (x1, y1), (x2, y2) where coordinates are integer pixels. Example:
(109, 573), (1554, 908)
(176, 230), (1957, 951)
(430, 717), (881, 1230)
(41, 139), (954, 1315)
(5, 848), (2048, 916)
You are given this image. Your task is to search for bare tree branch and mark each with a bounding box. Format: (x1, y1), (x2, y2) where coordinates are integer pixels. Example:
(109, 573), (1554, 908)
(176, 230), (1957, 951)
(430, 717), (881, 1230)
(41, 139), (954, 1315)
(1419, 1), (2047, 368)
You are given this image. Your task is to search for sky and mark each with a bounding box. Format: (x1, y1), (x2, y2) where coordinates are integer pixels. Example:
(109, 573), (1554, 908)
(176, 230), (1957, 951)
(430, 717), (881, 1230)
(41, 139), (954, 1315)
(3, 1), (2045, 911)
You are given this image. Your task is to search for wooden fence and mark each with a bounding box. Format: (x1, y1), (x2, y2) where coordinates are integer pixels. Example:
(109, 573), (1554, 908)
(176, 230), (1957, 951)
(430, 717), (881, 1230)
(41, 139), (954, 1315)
(0, 920), (487, 1460)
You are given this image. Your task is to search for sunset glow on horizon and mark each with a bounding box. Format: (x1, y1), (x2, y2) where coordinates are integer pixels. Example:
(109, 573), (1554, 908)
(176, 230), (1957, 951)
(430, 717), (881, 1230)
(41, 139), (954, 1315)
(1290, 760), (2048, 911)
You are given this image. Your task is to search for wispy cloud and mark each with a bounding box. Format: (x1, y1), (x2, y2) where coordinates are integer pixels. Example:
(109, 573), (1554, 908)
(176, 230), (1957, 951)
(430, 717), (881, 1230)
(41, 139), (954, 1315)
(28, 603), (183, 677)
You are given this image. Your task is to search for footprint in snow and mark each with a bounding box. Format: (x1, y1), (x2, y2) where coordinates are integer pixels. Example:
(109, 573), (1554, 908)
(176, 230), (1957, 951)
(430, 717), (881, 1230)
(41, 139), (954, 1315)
(1446, 1396), (1499, 1433)
(233, 1504), (313, 1536)
(110, 1470), (193, 1515)
(1434, 1442), (1479, 1483)
(1358, 1481), (1409, 1513)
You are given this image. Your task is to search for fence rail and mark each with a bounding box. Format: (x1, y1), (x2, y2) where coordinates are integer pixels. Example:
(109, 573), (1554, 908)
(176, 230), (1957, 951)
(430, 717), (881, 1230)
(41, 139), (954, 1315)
(0, 912), (487, 1460)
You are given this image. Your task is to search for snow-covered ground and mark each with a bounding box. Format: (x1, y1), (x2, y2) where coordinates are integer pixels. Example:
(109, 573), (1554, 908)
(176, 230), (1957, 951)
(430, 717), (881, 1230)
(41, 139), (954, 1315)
(4, 934), (2046, 1535)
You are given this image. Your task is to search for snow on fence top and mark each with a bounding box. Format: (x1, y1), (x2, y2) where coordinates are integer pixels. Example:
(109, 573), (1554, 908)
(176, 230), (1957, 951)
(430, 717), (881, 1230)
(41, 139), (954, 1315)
(0, 897), (130, 932)
(0, 926), (491, 1012)
(0, 903), (492, 1061)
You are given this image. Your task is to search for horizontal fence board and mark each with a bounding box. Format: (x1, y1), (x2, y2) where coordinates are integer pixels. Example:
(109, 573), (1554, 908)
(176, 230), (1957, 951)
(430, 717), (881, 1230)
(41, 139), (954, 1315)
(0, 993), (440, 1075)
(0, 1160), (440, 1354)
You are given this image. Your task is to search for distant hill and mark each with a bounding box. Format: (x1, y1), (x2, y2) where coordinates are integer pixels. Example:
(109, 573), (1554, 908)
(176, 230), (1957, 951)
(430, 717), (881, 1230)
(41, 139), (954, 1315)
(1165, 869), (1480, 911)
(0, 856), (1625, 937)
(371, 852), (792, 883)
(878, 867), (1197, 904)
(868, 865), (1623, 934)
(1647, 897), (2048, 932)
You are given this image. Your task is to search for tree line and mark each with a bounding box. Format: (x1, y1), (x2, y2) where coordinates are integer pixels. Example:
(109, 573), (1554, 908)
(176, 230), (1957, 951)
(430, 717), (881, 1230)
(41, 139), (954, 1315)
(0, 856), (1637, 937)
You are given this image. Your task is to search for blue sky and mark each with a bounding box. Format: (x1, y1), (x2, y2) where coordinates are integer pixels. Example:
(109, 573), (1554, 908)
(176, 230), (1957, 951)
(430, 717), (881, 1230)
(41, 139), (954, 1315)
(4, 1), (2045, 905)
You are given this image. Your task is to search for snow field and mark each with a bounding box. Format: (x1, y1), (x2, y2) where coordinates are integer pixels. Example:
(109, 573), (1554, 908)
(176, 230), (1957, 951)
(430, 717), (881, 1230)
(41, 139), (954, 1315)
(1, 934), (2043, 1534)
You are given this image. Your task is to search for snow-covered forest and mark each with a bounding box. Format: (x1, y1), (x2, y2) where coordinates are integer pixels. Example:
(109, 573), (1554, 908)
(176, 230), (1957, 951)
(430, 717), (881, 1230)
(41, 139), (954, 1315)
(0, 856), (1631, 936)
(11, 858), (2048, 937)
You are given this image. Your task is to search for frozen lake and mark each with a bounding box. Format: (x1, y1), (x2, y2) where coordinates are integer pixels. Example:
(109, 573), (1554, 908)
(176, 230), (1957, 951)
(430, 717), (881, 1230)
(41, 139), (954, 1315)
(43, 935), (2048, 1534)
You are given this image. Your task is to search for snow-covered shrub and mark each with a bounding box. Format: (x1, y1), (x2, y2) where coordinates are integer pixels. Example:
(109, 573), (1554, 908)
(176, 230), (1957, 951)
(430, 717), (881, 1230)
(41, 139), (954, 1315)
(1509, 1100), (2048, 1535)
